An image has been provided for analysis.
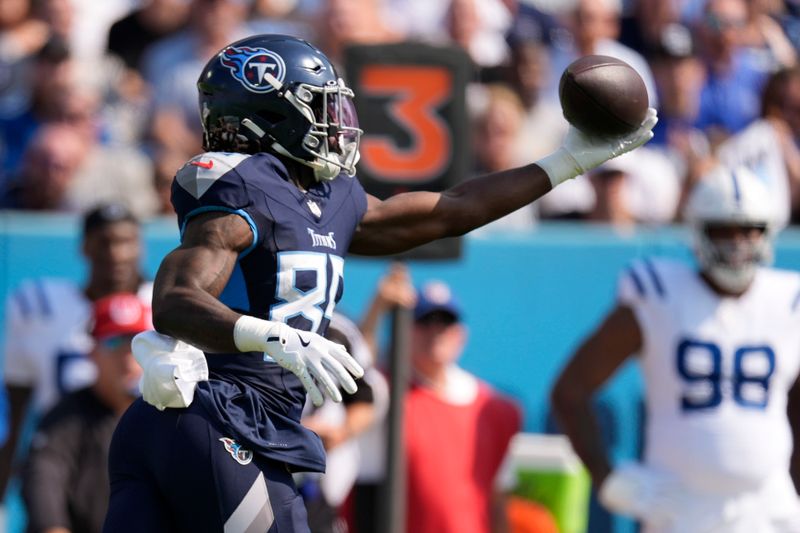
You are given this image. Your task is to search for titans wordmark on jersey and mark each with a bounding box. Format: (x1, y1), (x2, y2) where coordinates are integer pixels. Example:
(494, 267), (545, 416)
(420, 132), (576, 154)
(171, 151), (367, 472)
(618, 258), (800, 492)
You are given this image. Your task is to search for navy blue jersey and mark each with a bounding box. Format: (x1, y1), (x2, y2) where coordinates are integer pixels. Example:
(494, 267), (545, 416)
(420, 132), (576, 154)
(171, 152), (367, 472)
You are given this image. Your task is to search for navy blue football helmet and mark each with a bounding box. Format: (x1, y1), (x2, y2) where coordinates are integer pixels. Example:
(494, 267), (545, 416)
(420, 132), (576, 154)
(197, 34), (362, 181)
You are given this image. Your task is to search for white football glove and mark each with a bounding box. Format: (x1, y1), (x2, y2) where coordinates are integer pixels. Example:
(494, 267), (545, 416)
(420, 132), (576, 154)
(537, 107), (658, 187)
(132, 331), (209, 411)
(598, 462), (682, 527)
(234, 316), (364, 406)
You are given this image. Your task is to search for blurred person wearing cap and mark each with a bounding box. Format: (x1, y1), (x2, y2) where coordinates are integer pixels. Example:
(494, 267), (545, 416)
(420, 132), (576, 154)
(0, 203), (151, 507)
(21, 293), (148, 533)
(551, 167), (800, 532)
(354, 270), (522, 533)
(404, 280), (521, 533)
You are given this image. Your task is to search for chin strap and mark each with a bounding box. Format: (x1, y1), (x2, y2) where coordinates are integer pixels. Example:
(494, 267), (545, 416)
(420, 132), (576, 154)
(270, 143), (341, 181)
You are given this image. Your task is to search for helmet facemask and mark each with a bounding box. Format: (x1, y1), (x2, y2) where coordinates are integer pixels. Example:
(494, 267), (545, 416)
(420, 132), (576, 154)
(264, 74), (362, 181)
(694, 222), (772, 293)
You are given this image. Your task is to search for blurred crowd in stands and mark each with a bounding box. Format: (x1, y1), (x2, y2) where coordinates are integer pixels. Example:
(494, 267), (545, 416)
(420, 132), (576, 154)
(0, 0), (798, 230)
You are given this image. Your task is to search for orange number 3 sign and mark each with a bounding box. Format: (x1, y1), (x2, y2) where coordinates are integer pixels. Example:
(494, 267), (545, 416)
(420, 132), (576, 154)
(359, 66), (453, 182)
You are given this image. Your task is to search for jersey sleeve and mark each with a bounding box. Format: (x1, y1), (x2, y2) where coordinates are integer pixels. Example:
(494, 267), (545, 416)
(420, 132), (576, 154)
(616, 258), (667, 309)
(171, 152), (267, 255)
(4, 283), (41, 386)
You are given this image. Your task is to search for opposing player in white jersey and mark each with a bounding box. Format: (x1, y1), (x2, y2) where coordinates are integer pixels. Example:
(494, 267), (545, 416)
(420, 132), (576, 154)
(0, 204), (152, 499)
(551, 167), (800, 532)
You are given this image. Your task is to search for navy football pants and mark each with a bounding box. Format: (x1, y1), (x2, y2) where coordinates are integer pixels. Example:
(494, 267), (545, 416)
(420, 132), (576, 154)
(103, 398), (310, 532)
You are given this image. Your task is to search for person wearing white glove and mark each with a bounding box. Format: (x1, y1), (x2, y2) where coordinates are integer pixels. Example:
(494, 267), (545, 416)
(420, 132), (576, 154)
(551, 167), (800, 533)
(104, 33), (658, 533)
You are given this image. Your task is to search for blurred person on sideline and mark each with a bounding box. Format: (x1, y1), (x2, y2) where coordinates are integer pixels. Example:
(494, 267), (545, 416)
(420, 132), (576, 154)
(356, 269), (521, 533)
(552, 167), (800, 532)
(21, 293), (149, 533)
(693, 0), (773, 145)
(405, 280), (521, 533)
(298, 313), (377, 533)
(717, 67), (800, 227)
(0, 204), (152, 505)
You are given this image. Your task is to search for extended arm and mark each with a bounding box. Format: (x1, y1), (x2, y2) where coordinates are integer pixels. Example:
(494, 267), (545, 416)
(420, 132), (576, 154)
(550, 305), (642, 486)
(350, 110), (657, 255)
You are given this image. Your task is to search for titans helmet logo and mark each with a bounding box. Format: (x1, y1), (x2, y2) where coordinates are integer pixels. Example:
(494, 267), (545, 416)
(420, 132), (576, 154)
(220, 46), (286, 94)
(219, 437), (254, 465)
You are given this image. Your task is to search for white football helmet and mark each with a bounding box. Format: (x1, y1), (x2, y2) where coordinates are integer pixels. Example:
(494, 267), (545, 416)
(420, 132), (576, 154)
(684, 166), (775, 293)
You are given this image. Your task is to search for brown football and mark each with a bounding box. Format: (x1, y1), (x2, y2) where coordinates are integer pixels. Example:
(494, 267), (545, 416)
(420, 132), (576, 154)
(559, 55), (649, 136)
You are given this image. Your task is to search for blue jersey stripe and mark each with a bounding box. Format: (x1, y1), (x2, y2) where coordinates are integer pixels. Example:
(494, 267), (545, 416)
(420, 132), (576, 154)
(643, 259), (665, 298)
(731, 168), (742, 206)
(180, 206), (260, 258)
(33, 280), (52, 317)
(13, 289), (31, 319)
(792, 287), (800, 312)
(627, 267), (646, 297)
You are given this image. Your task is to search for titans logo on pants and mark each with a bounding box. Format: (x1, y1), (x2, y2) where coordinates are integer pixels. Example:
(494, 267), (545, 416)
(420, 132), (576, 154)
(220, 46), (287, 93)
(219, 437), (254, 465)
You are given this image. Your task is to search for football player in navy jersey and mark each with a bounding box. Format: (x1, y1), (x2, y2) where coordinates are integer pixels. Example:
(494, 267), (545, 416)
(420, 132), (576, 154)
(103, 34), (657, 532)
